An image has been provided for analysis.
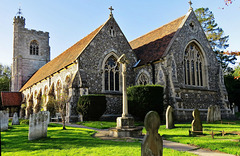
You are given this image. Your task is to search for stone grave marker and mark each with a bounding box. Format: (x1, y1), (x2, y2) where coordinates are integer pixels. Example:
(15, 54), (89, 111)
(191, 109), (202, 135)
(141, 111), (163, 156)
(207, 105), (221, 123)
(12, 112), (20, 125)
(0, 110), (9, 131)
(166, 105), (174, 129)
(28, 111), (49, 140)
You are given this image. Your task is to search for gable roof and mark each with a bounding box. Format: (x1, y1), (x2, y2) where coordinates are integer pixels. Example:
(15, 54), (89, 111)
(20, 21), (106, 92)
(130, 15), (186, 66)
(1, 92), (22, 106)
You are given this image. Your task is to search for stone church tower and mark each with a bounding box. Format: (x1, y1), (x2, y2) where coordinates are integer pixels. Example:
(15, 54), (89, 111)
(11, 12), (50, 91)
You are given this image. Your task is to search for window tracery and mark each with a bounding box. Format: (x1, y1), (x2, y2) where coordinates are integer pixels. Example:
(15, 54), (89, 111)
(137, 73), (149, 85)
(184, 42), (204, 86)
(104, 55), (120, 91)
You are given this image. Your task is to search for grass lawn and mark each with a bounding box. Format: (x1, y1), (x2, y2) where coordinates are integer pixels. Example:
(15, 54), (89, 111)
(1, 122), (195, 156)
(76, 120), (240, 155)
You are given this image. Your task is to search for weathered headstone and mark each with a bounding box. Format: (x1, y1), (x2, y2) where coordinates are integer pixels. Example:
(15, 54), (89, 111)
(141, 111), (163, 156)
(28, 111), (49, 140)
(191, 109), (202, 135)
(0, 110), (9, 131)
(207, 105), (221, 123)
(166, 105), (174, 129)
(12, 112), (20, 125)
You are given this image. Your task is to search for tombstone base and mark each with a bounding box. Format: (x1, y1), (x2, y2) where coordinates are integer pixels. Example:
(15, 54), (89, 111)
(109, 126), (143, 138)
(116, 116), (135, 129)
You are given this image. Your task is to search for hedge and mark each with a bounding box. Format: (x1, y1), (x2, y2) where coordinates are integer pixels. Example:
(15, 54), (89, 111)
(77, 94), (107, 121)
(127, 85), (164, 121)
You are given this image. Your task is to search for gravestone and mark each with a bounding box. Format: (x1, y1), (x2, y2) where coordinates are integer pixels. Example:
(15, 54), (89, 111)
(12, 112), (20, 125)
(191, 109), (202, 135)
(0, 110), (9, 131)
(28, 111), (49, 140)
(207, 105), (221, 123)
(166, 105), (174, 129)
(141, 111), (163, 156)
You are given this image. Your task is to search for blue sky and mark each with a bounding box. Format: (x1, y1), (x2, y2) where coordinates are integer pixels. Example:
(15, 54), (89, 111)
(0, 0), (239, 66)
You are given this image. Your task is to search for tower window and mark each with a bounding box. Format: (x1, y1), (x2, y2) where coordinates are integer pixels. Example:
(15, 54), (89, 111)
(30, 40), (39, 55)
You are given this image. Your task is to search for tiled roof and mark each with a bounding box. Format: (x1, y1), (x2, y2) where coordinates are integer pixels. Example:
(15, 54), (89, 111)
(130, 15), (185, 66)
(1, 92), (22, 106)
(20, 24), (104, 92)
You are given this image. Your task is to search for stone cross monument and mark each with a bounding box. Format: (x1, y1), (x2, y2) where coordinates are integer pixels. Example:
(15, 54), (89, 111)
(116, 54), (134, 128)
(109, 54), (142, 138)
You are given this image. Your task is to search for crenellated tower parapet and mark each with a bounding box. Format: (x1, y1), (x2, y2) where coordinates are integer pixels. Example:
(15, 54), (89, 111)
(11, 10), (50, 92)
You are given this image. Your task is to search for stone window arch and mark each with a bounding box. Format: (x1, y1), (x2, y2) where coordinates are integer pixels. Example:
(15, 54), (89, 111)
(104, 55), (120, 91)
(56, 80), (62, 99)
(184, 42), (205, 86)
(137, 73), (149, 85)
(30, 40), (39, 55)
(109, 26), (116, 37)
(64, 75), (71, 95)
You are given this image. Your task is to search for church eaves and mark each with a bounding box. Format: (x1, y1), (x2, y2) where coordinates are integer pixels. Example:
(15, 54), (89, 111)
(130, 15), (186, 66)
(20, 22), (106, 92)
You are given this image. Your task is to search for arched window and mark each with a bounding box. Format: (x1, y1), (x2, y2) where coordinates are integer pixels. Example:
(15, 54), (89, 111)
(137, 73), (149, 85)
(184, 42), (204, 86)
(104, 55), (120, 91)
(30, 40), (39, 55)
(56, 80), (62, 99)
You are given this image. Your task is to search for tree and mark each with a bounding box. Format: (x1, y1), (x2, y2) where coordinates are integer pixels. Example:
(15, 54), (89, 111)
(0, 64), (11, 109)
(233, 64), (240, 79)
(54, 91), (70, 130)
(195, 8), (236, 72)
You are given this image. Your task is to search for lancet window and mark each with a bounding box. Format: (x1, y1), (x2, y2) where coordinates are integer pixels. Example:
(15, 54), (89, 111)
(104, 55), (120, 91)
(184, 43), (204, 86)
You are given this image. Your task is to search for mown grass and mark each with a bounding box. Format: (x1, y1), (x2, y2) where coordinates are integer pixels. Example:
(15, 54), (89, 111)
(76, 121), (143, 129)
(1, 123), (195, 156)
(75, 120), (240, 155)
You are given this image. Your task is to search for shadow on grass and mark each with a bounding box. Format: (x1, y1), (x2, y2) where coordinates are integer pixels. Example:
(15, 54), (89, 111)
(1, 124), (140, 153)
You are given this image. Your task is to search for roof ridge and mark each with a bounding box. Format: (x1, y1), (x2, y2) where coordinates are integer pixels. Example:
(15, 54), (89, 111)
(130, 15), (186, 48)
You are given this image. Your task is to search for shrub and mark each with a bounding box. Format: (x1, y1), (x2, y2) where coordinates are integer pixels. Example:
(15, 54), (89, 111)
(77, 94), (107, 121)
(127, 85), (164, 121)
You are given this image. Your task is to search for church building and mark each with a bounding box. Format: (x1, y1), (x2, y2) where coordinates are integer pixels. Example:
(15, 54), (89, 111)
(11, 6), (232, 122)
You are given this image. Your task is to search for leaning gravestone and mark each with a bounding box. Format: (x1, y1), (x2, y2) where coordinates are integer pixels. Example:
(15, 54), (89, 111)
(141, 111), (163, 156)
(191, 109), (202, 135)
(207, 105), (221, 123)
(0, 110), (9, 131)
(12, 112), (20, 125)
(28, 111), (49, 140)
(166, 105), (174, 129)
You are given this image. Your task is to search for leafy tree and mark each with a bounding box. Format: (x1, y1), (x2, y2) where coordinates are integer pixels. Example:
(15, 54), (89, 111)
(54, 91), (70, 130)
(195, 8), (236, 72)
(224, 73), (240, 111)
(233, 64), (240, 79)
(0, 64), (11, 109)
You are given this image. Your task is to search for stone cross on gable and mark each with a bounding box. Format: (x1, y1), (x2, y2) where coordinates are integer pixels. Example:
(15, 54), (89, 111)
(109, 6), (114, 17)
(188, 0), (193, 10)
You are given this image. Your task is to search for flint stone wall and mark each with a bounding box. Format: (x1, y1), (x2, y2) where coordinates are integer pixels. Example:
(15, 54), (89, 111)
(28, 111), (49, 140)
(0, 111), (9, 131)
